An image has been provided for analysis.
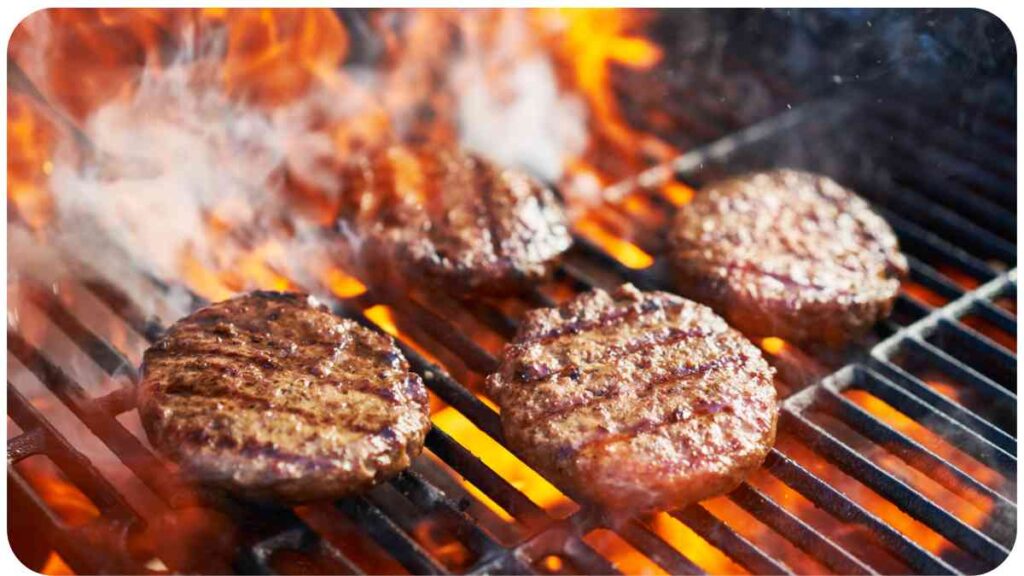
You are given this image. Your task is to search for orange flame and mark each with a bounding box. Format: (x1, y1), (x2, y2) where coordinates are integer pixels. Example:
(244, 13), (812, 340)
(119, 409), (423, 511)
(541, 8), (672, 180)
(41, 552), (75, 576)
(205, 8), (348, 106)
(7, 92), (58, 230)
(431, 405), (575, 518)
(16, 457), (100, 528)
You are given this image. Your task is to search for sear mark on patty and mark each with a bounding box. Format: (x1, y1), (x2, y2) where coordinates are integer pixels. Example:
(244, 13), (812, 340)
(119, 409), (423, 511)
(337, 144), (573, 296)
(138, 291), (431, 503)
(670, 169), (908, 348)
(486, 284), (779, 512)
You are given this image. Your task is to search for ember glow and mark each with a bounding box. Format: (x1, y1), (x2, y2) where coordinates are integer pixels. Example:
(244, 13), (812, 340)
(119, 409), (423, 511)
(7, 7), (1013, 575)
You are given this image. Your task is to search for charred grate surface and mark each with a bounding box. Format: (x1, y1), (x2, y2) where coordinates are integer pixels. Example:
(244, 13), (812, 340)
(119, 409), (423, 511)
(8, 89), (1015, 575)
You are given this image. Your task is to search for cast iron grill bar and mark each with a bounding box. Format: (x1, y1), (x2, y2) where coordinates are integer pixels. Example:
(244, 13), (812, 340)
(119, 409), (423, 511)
(672, 505), (792, 575)
(728, 483), (876, 575)
(8, 382), (141, 524)
(7, 471), (140, 574)
(614, 521), (705, 575)
(904, 336), (1016, 408)
(23, 287), (139, 381)
(858, 121), (1017, 226)
(971, 300), (1016, 336)
(845, 165), (1015, 265)
(933, 319), (1016, 387)
(780, 409), (1009, 561)
(236, 526), (366, 576)
(7, 428), (47, 462)
(905, 255), (967, 302)
(870, 100), (1016, 181)
(336, 497), (451, 575)
(764, 450), (955, 574)
(815, 384), (1015, 518)
(862, 361), (1016, 468)
(7, 331), (188, 506)
(847, 207), (998, 286)
(388, 468), (510, 565)
(424, 427), (547, 528)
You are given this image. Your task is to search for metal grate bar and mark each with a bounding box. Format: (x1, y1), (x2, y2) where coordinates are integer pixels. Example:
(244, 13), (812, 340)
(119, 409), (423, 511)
(971, 300), (1016, 337)
(729, 483), (876, 575)
(391, 298), (500, 375)
(336, 496), (451, 575)
(781, 409), (1010, 561)
(8, 331), (191, 506)
(8, 383), (140, 524)
(906, 337), (1015, 407)
(24, 288), (139, 381)
(673, 505), (792, 575)
(931, 319), (1015, 390)
(866, 361), (1016, 466)
(424, 427), (547, 528)
(870, 101), (1016, 180)
(876, 208), (999, 283)
(848, 166), (1015, 265)
(390, 467), (506, 560)
(765, 449), (955, 574)
(236, 526), (366, 576)
(615, 521), (705, 575)
(816, 386), (1016, 538)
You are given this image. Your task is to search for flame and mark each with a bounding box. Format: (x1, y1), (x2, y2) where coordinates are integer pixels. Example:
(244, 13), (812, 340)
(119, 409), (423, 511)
(903, 281), (948, 308)
(661, 182), (695, 206)
(7, 92), (58, 230)
(410, 521), (474, 570)
(540, 8), (673, 181)
(843, 389), (1003, 495)
(760, 337), (787, 356)
(650, 512), (746, 574)
(431, 405), (575, 518)
(960, 313), (1015, 351)
(10, 9), (177, 121)
(41, 552), (75, 576)
(16, 457), (100, 528)
(584, 528), (667, 575)
(206, 9), (348, 106)
(322, 267), (368, 298)
(574, 215), (654, 269)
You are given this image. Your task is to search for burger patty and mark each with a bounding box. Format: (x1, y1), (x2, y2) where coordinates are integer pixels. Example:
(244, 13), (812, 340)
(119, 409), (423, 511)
(138, 291), (430, 503)
(485, 284), (778, 511)
(337, 144), (572, 296)
(670, 169), (908, 347)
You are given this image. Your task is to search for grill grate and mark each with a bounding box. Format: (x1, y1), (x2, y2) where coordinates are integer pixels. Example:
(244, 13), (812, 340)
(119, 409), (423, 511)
(8, 85), (1015, 574)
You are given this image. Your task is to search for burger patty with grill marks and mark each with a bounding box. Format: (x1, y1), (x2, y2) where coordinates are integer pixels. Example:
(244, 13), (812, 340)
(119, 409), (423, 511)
(485, 284), (778, 511)
(670, 169), (908, 348)
(337, 144), (572, 296)
(138, 291), (430, 503)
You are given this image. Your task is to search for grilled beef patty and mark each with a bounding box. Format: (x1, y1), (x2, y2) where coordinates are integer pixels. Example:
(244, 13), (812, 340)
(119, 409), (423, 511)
(670, 169), (908, 347)
(337, 144), (572, 296)
(138, 291), (430, 503)
(485, 284), (778, 511)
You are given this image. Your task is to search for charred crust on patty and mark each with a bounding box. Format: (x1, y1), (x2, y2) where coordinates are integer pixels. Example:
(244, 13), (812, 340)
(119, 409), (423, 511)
(669, 169), (908, 348)
(138, 291), (431, 503)
(486, 284), (779, 511)
(336, 144), (573, 296)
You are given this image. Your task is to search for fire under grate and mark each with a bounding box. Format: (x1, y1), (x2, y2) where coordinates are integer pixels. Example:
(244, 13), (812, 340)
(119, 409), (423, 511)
(8, 51), (1016, 576)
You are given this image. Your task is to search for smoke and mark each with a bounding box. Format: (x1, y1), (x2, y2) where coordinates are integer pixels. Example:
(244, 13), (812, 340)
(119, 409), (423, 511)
(10, 9), (590, 311)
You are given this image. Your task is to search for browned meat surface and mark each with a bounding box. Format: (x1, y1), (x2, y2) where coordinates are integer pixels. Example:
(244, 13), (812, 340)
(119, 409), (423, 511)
(138, 291), (430, 503)
(670, 169), (908, 347)
(485, 284), (778, 511)
(337, 144), (572, 296)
